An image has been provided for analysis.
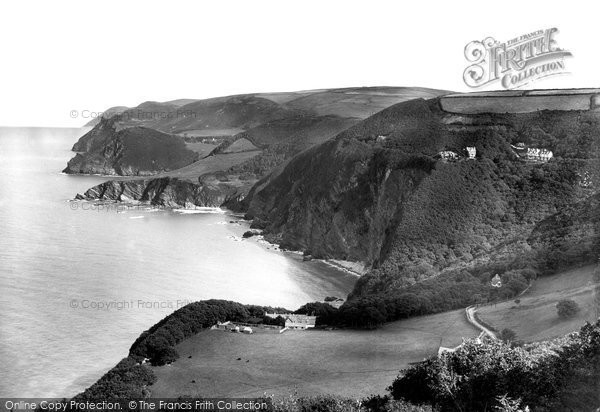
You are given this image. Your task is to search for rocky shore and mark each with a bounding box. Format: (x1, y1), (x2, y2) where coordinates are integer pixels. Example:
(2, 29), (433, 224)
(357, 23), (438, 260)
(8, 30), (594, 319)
(74, 177), (245, 208)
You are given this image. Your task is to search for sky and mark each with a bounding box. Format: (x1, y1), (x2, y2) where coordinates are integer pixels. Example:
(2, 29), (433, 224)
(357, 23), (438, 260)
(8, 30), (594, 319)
(0, 0), (597, 127)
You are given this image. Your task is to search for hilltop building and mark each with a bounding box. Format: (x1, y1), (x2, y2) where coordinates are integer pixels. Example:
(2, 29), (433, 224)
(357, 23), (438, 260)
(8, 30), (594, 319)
(491, 274), (502, 288)
(438, 151), (459, 161)
(466, 146), (476, 159)
(526, 148), (553, 162)
(511, 143), (553, 162)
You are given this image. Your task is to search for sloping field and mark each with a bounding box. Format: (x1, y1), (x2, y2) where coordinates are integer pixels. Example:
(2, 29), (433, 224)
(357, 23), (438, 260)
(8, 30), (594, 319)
(286, 87), (449, 118)
(184, 142), (218, 156)
(441, 88), (600, 114)
(108, 151), (262, 183)
(220, 138), (260, 153)
(153, 151), (262, 181)
(478, 265), (599, 342)
(149, 308), (477, 399)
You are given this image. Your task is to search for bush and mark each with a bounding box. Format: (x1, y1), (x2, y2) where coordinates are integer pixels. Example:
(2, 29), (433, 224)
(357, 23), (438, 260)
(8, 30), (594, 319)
(499, 328), (517, 343)
(556, 299), (581, 319)
(388, 319), (600, 411)
(152, 346), (179, 366)
(74, 357), (156, 401)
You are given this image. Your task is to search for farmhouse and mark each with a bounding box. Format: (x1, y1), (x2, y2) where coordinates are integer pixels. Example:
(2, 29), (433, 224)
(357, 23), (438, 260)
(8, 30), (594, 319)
(265, 313), (317, 329)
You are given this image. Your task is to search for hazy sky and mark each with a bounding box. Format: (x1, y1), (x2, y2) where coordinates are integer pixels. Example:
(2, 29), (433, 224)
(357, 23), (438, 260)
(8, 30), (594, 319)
(0, 0), (596, 127)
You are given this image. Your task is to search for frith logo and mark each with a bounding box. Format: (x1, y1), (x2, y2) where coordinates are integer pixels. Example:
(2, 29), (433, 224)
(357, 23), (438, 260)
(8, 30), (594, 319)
(463, 28), (572, 89)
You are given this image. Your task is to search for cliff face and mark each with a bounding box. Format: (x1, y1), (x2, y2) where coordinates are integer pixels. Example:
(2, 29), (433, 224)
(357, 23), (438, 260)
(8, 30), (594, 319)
(75, 177), (244, 208)
(243, 96), (600, 297)
(245, 136), (431, 264)
(64, 119), (199, 176)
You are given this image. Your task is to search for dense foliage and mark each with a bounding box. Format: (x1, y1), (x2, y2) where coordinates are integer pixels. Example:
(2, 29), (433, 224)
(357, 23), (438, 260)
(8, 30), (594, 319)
(73, 357), (156, 401)
(389, 318), (600, 411)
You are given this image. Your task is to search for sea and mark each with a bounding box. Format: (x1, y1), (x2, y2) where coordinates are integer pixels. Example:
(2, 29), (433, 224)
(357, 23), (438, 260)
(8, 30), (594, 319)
(0, 127), (357, 397)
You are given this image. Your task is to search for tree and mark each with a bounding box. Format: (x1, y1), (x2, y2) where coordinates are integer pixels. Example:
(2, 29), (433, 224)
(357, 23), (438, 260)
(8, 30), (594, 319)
(499, 328), (517, 343)
(556, 299), (580, 319)
(151, 346), (179, 366)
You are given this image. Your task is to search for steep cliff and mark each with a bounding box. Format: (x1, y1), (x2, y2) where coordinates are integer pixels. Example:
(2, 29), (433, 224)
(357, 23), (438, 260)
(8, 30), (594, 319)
(75, 177), (243, 208)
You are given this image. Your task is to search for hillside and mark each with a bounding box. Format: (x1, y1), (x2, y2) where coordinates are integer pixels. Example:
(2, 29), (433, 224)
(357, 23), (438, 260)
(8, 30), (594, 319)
(67, 87), (449, 177)
(477, 264), (598, 342)
(242, 91), (600, 325)
(74, 296), (600, 411)
(63, 123), (199, 176)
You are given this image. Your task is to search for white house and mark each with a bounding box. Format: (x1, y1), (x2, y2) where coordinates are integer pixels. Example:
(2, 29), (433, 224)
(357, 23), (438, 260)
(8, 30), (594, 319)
(438, 151), (459, 161)
(466, 146), (476, 159)
(526, 148), (553, 162)
(491, 274), (502, 288)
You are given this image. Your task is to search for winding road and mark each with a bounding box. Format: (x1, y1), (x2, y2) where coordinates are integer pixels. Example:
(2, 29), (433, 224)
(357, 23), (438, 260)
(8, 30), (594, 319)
(465, 305), (497, 340)
(437, 305), (498, 355)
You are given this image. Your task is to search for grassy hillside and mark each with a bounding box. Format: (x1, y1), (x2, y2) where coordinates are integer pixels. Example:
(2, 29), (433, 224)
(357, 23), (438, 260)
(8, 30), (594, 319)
(69, 87), (449, 189)
(141, 308), (475, 399)
(243, 95), (600, 327)
(285, 87), (450, 118)
(76, 296), (599, 410)
(477, 264), (599, 342)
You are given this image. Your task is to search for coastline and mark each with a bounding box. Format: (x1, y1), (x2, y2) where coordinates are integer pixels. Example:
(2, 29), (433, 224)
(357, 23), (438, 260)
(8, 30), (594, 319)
(251, 233), (367, 277)
(321, 259), (367, 277)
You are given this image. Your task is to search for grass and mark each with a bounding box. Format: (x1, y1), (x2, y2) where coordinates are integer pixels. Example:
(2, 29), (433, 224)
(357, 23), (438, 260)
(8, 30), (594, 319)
(108, 151), (262, 183)
(286, 87), (449, 118)
(477, 265), (599, 342)
(440, 93), (593, 114)
(148, 308), (477, 399)
(183, 142), (218, 156)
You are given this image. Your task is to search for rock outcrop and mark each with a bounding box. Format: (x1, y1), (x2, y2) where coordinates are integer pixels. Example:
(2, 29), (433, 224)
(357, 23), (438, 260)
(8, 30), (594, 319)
(75, 177), (245, 208)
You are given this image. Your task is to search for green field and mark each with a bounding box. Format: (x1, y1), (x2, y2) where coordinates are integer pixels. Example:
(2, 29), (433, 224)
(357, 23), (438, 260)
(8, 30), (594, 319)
(184, 142), (218, 156)
(108, 151), (262, 183)
(148, 309), (477, 399)
(478, 265), (599, 342)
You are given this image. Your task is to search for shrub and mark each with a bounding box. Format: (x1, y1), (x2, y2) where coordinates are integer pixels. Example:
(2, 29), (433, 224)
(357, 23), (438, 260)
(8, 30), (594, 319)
(499, 328), (518, 343)
(556, 299), (581, 319)
(388, 319), (600, 411)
